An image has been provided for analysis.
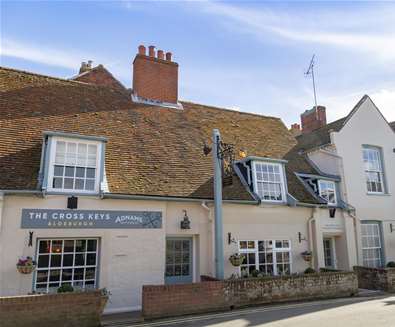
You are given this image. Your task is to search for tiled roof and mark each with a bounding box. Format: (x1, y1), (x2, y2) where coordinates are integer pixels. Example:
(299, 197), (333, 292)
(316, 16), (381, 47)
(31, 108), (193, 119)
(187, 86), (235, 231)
(0, 66), (319, 203)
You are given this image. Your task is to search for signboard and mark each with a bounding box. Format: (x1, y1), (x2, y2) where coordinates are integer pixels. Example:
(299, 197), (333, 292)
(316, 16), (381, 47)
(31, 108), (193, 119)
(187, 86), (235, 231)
(21, 209), (162, 229)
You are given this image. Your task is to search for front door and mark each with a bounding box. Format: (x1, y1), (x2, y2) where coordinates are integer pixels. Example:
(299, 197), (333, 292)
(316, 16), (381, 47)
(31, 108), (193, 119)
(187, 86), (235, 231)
(323, 238), (336, 269)
(165, 238), (193, 284)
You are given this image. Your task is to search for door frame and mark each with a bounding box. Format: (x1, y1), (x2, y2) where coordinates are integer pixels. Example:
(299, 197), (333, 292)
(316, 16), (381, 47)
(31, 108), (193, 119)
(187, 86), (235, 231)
(323, 237), (337, 269)
(165, 237), (193, 284)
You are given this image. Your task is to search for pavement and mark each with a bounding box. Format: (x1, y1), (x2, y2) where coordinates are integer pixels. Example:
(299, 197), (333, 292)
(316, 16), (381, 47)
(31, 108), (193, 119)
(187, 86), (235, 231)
(103, 294), (395, 327)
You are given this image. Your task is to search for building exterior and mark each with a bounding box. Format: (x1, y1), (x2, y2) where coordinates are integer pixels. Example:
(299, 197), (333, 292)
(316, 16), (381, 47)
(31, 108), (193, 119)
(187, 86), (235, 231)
(294, 99), (395, 270)
(0, 45), (371, 313)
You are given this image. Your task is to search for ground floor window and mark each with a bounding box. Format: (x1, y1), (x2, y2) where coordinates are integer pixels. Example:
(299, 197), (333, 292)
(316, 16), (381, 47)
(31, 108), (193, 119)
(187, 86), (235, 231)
(238, 240), (291, 277)
(361, 223), (382, 268)
(35, 238), (99, 293)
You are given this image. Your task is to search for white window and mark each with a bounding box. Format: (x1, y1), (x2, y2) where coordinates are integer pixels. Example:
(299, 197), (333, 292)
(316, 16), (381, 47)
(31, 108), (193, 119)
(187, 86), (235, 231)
(318, 180), (337, 205)
(253, 162), (286, 202)
(361, 223), (382, 268)
(363, 147), (385, 194)
(47, 138), (102, 193)
(35, 238), (99, 293)
(238, 240), (291, 276)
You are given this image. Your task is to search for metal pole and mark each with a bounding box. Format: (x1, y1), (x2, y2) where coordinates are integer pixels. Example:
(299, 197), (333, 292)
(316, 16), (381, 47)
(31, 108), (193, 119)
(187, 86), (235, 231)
(212, 129), (224, 279)
(311, 63), (318, 110)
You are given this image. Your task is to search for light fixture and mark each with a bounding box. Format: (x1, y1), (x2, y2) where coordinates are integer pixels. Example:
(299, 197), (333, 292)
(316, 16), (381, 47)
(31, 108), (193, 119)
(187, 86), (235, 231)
(28, 231), (34, 247)
(180, 210), (191, 229)
(67, 196), (78, 210)
(390, 223), (393, 233)
(329, 207), (336, 218)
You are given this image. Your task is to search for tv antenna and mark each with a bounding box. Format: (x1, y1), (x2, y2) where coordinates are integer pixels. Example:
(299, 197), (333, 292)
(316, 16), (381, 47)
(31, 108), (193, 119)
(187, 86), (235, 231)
(305, 55), (318, 109)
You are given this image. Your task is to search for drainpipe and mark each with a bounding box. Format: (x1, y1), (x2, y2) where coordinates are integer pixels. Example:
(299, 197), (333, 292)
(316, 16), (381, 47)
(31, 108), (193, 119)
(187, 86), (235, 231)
(212, 129), (224, 279)
(307, 207), (316, 269)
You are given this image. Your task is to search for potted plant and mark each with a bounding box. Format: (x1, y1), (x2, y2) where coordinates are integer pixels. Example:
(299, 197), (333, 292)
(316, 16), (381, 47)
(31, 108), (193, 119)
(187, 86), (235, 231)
(301, 251), (313, 262)
(16, 256), (36, 274)
(229, 253), (245, 267)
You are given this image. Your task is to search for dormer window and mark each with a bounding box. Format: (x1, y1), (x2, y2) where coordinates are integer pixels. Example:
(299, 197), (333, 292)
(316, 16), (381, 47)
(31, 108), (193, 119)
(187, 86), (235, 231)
(43, 133), (105, 194)
(318, 180), (337, 205)
(252, 161), (286, 202)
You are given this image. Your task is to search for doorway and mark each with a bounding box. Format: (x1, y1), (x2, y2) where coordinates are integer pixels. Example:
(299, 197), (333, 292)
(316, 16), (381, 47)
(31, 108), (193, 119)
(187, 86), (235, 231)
(323, 237), (336, 269)
(165, 238), (193, 284)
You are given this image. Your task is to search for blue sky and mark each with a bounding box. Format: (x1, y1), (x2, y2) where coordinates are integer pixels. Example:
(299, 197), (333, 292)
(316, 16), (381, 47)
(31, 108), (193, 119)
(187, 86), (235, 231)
(1, 1), (395, 126)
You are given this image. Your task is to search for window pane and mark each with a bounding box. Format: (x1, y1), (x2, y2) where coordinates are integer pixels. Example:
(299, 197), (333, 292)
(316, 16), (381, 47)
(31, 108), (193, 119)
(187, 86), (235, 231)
(85, 179), (95, 190)
(51, 240), (63, 253)
(36, 270), (48, 283)
(63, 254), (73, 267)
(86, 253), (96, 266)
(39, 241), (51, 254)
(38, 255), (49, 268)
(76, 167), (85, 178)
(75, 240), (86, 252)
(75, 179), (84, 190)
(74, 253), (85, 266)
(64, 240), (74, 253)
(50, 255), (61, 267)
(87, 240), (97, 252)
(49, 270), (61, 282)
(64, 178), (74, 189)
(86, 168), (95, 178)
(54, 165), (64, 176)
(53, 177), (63, 189)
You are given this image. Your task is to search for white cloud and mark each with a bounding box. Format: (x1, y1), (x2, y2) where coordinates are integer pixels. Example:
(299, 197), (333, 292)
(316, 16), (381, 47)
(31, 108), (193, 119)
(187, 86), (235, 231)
(200, 2), (395, 62)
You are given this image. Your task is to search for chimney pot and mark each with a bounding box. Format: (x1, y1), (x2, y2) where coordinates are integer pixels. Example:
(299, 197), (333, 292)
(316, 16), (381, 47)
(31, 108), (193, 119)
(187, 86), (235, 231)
(138, 45), (146, 56)
(165, 52), (172, 61)
(148, 45), (155, 57)
(157, 50), (164, 60)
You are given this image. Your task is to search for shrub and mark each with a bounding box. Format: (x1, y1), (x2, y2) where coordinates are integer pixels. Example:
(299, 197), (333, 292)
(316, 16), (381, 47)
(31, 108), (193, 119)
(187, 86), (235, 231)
(57, 284), (74, 293)
(304, 267), (316, 274)
(386, 261), (395, 268)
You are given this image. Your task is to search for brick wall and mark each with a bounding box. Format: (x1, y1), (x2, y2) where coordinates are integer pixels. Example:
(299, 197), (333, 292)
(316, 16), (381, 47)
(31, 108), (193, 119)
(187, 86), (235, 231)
(0, 291), (108, 327)
(142, 272), (357, 319)
(301, 106), (326, 133)
(354, 266), (395, 292)
(74, 65), (126, 92)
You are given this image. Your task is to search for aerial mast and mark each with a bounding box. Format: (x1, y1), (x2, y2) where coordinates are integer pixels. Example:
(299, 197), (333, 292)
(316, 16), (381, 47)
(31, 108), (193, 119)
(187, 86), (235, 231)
(305, 55), (318, 109)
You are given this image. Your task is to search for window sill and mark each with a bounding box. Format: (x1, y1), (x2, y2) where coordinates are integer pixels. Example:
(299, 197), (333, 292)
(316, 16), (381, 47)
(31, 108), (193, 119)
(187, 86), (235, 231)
(366, 192), (391, 197)
(45, 190), (100, 196)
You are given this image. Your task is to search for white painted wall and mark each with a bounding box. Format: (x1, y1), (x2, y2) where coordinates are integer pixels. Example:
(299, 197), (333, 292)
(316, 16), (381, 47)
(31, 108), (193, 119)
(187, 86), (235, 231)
(330, 98), (395, 264)
(0, 194), (356, 312)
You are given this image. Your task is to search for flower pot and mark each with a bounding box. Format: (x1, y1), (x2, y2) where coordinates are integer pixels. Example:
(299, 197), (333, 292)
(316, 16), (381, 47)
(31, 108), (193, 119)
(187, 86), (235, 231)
(17, 265), (36, 274)
(229, 256), (244, 267)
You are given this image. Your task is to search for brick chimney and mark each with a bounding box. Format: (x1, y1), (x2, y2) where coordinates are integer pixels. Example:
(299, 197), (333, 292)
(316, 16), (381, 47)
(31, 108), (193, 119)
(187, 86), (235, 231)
(132, 44), (178, 104)
(289, 123), (302, 137)
(300, 106), (326, 133)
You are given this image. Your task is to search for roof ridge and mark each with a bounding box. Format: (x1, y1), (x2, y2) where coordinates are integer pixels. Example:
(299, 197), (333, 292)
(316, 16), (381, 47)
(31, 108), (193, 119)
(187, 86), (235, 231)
(0, 65), (90, 86)
(180, 100), (281, 120)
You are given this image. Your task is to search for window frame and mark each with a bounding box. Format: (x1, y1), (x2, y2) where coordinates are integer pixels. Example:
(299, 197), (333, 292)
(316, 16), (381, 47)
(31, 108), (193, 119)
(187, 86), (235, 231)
(362, 146), (385, 195)
(252, 161), (287, 203)
(238, 239), (292, 276)
(34, 238), (99, 293)
(361, 222), (383, 268)
(318, 179), (337, 206)
(46, 136), (103, 194)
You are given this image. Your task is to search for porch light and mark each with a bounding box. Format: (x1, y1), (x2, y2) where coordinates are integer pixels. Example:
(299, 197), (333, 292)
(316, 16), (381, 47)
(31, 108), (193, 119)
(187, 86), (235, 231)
(329, 207), (336, 218)
(67, 196), (78, 210)
(180, 210), (191, 229)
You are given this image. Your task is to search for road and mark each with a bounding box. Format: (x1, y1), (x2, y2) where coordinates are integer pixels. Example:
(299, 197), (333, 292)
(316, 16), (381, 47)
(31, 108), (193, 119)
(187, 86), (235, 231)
(127, 295), (395, 327)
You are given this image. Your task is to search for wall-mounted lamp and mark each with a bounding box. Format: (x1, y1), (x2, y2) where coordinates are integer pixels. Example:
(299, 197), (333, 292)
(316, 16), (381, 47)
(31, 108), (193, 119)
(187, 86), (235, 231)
(298, 232), (307, 243)
(180, 210), (191, 229)
(228, 232), (236, 245)
(28, 231), (34, 247)
(390, 223), (393, 233)
(329, 207), (336, 218)
(67, 196), (78, 210)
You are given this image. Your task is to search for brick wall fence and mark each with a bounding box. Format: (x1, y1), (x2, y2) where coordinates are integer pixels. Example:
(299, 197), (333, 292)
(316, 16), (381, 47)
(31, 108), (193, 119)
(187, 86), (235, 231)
(142, 272), (357, 319)
(0, 290), (108, 327)
(354, 266), (395, 292)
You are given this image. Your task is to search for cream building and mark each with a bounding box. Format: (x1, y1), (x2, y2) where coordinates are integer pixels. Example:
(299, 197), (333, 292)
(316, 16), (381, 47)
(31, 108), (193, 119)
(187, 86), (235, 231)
(294, 96), (395, 270)
(0, 46), (363, 313)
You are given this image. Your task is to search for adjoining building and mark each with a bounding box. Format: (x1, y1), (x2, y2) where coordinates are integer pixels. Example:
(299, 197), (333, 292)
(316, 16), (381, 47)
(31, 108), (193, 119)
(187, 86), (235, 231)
(292, 98), (395, 270)
(0, 45), (369, 313)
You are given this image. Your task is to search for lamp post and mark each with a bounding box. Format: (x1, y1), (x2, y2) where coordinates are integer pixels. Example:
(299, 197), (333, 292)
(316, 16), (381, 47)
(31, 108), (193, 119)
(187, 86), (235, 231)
(212, 129), (224, 279)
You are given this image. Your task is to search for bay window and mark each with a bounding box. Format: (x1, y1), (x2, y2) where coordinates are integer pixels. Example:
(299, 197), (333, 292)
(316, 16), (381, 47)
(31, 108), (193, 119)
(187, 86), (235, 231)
(253, 161), (286, 202)
(238, 240), (291, 276)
